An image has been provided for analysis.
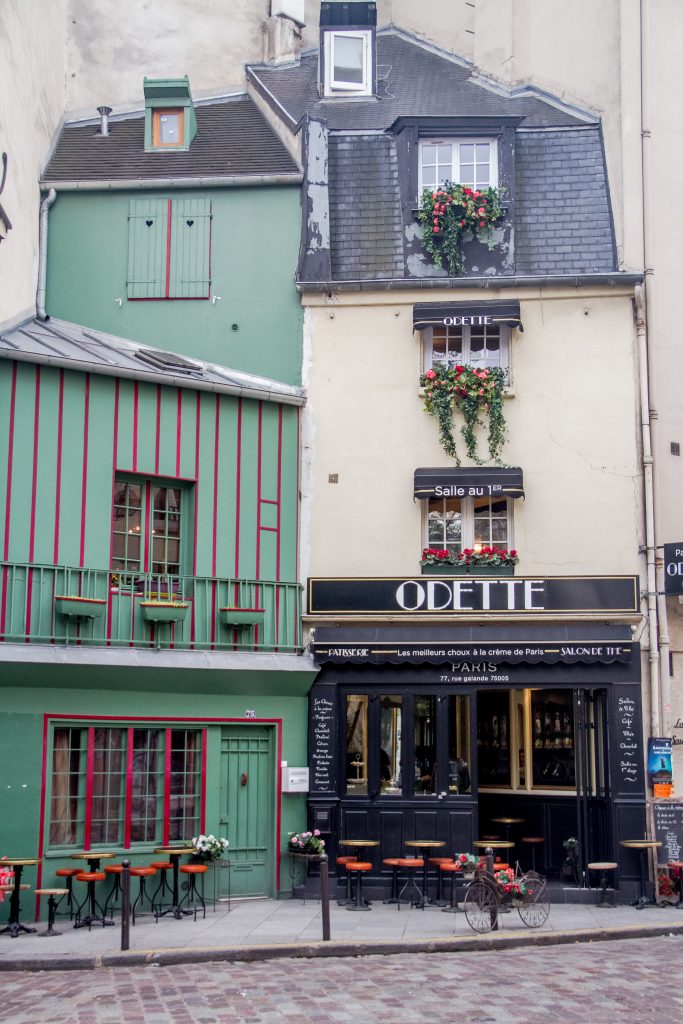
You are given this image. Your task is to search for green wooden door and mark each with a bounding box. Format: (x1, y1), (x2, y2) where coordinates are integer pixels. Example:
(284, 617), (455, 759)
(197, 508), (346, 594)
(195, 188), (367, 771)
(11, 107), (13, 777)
(219, 725), (274, 898)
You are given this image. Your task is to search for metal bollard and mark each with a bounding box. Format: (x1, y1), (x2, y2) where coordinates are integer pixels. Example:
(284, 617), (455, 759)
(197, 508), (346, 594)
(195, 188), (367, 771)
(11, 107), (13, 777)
(485, 846), (498, 932)
(120, 859), (131, 951)
(319, 854), (331, 942)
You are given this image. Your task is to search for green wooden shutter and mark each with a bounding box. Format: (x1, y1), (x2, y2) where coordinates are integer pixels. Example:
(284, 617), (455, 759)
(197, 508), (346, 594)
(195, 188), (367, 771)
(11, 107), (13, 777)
(168, 197), (212, 298)
(127, 198), (168, 299)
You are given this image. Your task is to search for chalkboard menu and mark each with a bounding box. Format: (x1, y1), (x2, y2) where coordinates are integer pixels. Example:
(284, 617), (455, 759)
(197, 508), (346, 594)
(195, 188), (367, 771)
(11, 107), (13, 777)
(309, 689), (337, 795)
(653, 802), (683, 863)
(611, 688), (644, 796)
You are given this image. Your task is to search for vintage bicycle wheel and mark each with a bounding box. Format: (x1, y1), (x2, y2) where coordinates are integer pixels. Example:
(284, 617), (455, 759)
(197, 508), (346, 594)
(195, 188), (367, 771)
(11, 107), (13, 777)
(516, 871), (550, 928)
(463, 877), (499, 933)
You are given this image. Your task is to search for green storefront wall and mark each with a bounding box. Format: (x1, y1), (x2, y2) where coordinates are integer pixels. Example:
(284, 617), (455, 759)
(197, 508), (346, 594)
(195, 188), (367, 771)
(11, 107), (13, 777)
(44, 186), (304, 387)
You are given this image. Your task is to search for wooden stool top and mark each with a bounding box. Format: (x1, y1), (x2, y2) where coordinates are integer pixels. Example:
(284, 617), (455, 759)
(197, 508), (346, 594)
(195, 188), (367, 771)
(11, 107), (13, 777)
(34, 888), (69, 896)
(587, 862), (618, 870)
(522, 837), (545, 844)
(0, 884), (29, 891)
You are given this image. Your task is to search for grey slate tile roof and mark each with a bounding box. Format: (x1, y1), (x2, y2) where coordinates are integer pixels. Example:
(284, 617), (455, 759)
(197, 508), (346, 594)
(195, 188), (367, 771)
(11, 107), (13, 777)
(42, 97), (300, 183)
(514, 129), (616, 275)
(249, 31), (593, 132)
(0, 318), (306, 405)
(328, 134), (404, 280)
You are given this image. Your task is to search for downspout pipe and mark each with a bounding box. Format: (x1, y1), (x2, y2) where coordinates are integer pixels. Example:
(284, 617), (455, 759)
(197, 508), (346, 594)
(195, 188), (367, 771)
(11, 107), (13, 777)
(36, 188), (57, 321)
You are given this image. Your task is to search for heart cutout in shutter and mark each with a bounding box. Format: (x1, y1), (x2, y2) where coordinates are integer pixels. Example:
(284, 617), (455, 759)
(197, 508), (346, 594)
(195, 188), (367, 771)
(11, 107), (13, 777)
(145, 219), (153, 227)
(186, 219), (194, 227)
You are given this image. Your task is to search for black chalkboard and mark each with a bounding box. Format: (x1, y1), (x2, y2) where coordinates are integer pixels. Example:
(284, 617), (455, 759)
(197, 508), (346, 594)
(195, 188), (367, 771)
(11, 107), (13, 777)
(652, 802), (683, 863)
(309, 689), (337, 795)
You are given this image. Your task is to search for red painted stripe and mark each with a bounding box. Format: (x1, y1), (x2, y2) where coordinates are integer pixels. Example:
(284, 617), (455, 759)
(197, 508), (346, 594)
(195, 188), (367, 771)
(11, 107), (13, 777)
(165, 198), (172, 298)
(35, 715), (50, 916)
(276, 723), (282, 891)
(143, 481), (151, 573)
(53, 369), (64, 564)
(276, 406), (283, 581)
(2, 362), (17, 561)
(193, 393), (200, 576)
(154, 384), (162, 475)
(79, 375), (90, 568)
(175, 389), (182, 477)
(200, 728), (208, 831)
(132, 381), (139, 472)
(48, 713), (282, 723)
(25, 368), (41, 638)
(107, 381), (120, 646)
(255, 402), (263, 579)
(163, 729), (172, 845)
(211, 395), (220, 578)
(206, 202), (213, 299)
(124, 726), (134, 848)
(234, 398), (242, 578)
(295, 407), (300, 590)
(84, 726), (95, 848)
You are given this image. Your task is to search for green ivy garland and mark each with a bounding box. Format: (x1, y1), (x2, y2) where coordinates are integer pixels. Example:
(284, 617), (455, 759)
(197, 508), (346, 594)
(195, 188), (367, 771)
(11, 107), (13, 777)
(417, 182), (505, 275)
(420, 364), (507, 465)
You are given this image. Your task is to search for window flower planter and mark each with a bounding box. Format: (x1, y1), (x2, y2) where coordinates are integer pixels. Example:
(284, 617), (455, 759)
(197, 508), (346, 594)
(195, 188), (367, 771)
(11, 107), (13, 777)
(140, 601), (189, 624)
(54, 596), (107, 620)
(219, 608), (265, 629)
(420, 563), (514, 577)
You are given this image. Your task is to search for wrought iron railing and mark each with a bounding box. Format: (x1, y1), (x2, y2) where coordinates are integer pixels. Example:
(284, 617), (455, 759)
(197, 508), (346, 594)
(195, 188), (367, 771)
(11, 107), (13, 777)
(0, 562), (303, 652)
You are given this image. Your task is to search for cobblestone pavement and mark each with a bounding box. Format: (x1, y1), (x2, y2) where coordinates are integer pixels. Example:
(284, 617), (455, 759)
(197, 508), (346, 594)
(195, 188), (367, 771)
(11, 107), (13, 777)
(1, 935), (681, 1024)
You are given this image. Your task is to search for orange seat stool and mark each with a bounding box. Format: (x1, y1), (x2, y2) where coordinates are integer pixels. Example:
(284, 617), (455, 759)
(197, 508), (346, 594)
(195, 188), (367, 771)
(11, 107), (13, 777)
(129, 866), (157, 925)
(74, 871), (112, 931)
(382, 858), (402, 904)
(103, 864), (125, 918)
(150, 860), (174, 913)
(345, 861), (373, 911)
(55, 867), (81, 919)
(428, 857), (455, 906)
(178, 864), (207, 920)
(396, 858), (424, 910)
(439, 862), (470, 913)
(336, 855), (358, 905)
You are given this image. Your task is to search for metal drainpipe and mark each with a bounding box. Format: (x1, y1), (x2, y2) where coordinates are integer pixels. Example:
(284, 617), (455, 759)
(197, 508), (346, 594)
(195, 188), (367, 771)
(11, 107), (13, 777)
(639, 0), (671, 736)
(36, 188), (57, 321)
(635, 285), (660, 735)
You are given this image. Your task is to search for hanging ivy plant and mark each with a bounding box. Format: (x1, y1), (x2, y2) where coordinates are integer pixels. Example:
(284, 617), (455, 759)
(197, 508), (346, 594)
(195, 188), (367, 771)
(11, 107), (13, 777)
(417, 182), (505, 275)
(420, 364), (507, 465)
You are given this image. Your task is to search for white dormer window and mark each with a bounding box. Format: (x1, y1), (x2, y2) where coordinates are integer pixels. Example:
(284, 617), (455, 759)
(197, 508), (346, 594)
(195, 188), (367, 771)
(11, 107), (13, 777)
(419, 139), (498, 192)
(324, 30), (372, 95)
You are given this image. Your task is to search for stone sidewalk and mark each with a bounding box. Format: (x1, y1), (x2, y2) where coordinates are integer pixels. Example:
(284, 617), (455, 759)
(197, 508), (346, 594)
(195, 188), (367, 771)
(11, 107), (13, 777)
(1, 893), (683, 971)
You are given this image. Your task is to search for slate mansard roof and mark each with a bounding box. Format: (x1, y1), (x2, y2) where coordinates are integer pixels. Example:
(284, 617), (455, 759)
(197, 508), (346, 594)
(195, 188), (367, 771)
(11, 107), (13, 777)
(43, 96), (301, 184)
(249, 30), (620, 284)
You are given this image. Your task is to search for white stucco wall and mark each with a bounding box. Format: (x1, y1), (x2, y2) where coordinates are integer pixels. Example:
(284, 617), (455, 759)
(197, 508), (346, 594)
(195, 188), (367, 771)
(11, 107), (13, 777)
(0, 0), (68, 325)
(301, 287), (642, 581)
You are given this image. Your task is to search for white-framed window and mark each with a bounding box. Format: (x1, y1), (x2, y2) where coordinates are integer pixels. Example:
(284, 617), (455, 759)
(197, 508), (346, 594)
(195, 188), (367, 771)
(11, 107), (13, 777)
(422, 322), (510, 375)
(419, 138), (497, 192)
(324, 30), (372, 95)
(426, 495), (512, 557)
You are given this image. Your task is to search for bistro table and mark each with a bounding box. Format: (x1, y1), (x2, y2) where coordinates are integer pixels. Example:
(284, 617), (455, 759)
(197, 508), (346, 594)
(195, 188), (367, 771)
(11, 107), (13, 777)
(338, 840), (380, 908)
(153, 846), (196, 920)
(0, 858), (41, 938)
(70, 851), (117, 928)
(404, 840), (447, 909)
(491, 817), (525, 856)
(620, 839), (662, 909)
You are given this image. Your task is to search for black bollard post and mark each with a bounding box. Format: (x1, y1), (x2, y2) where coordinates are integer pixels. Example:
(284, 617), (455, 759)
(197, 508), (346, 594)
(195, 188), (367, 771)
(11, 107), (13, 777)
(485, 846), (498, 932)
(120, 859), (131, 951)
(319, 854), (331, 941)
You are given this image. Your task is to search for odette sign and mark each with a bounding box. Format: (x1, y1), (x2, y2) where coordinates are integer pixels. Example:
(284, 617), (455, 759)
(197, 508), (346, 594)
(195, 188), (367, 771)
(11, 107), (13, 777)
(664, 543), (683, 595)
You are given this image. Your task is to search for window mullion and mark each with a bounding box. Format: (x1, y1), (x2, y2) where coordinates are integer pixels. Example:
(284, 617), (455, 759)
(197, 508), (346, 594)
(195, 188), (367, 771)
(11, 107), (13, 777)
(124, 726), (134, 849)
(162, 727), (172, 846)
(83, 726), (95, 849)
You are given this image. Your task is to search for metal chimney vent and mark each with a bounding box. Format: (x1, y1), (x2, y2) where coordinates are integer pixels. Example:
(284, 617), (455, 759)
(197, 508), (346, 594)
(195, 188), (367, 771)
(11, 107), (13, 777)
(96, 106), (113, 137)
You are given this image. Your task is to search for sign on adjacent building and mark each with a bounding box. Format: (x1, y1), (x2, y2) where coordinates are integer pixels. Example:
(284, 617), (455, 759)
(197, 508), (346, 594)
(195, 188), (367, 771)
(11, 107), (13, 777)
(664, 543), (683, 595)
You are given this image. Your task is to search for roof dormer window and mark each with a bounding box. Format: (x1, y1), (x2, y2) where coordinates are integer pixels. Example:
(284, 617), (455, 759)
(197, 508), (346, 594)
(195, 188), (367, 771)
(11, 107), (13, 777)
(153, 109), (184, 148)
(144, 77), (196, 152)
(320, 1), (376, 98)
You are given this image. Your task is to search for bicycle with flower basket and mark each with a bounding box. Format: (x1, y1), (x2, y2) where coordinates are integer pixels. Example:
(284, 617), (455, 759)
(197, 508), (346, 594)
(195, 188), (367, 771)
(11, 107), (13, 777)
(463, 863), (550, 932)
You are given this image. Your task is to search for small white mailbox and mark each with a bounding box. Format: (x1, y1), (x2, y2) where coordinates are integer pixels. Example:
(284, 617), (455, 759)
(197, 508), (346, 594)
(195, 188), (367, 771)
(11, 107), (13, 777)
(282, 767), (310, 793)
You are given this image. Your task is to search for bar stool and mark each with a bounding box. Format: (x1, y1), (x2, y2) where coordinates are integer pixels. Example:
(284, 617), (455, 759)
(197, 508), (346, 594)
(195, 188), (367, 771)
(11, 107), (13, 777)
(178, 864), (207, 920)
(382, 858), (402, 905)
(428, 857), (454, 907)
(521, 837), (545, 872)
(74, 871), (108, 930)
(103, 864), (124, 918)
(34, 888), (69, 936)
(439, 861), (466, 913)
(345, 861), (373, 911)
(336, 855), (358, 906)
(587, 861), (618, 907)
(55, 867), (81, 919)
(396, 858), (424, 910)
(150, 860), (174, 913)
(130, 866), (157, 924)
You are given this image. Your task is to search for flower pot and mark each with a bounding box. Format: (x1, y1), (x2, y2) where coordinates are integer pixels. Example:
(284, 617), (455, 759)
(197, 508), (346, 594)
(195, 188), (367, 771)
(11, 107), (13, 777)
(140, 602), (189, 623)
(54, 596), (106, 620)
(420, 563), (515, 577)
(219, 608), (265, 628)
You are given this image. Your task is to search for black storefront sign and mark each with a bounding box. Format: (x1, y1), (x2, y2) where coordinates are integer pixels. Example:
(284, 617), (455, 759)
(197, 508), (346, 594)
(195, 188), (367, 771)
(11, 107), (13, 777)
(664, 543), (683, 595)
(312, 639), (634, 667)
(412, 301), (522, 331)
(413, 466), (524, 500)
(308, 575), (640, 616)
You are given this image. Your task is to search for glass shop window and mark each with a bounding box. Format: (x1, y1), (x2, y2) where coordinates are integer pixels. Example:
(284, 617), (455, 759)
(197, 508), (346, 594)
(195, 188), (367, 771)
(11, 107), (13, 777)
(346, 695), (368, 795)
(448, 695), (472, 794)
(380, 695), (402, 796)
(531, 690), (575, 789)
(414, 695), (436, 795)
(477, 689), (512, 788)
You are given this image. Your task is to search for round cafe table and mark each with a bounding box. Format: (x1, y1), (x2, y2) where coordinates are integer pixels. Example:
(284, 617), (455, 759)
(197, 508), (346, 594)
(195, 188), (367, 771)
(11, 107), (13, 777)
(491, 817), (525, 847)
(404, 840), (446, 909)
(338, 841), (379, 908)
(153, 846), (196, 920)
(620, 839), (662, 909)
(70, 851), (117, 928)
(0, 858), (41, 938)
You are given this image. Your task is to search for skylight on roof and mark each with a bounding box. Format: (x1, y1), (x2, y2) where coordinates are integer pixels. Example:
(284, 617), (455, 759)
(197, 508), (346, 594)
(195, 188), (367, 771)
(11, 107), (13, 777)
(135, 347), (204, 376)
